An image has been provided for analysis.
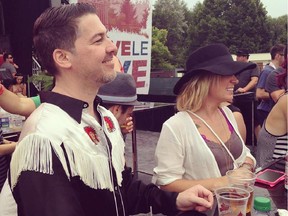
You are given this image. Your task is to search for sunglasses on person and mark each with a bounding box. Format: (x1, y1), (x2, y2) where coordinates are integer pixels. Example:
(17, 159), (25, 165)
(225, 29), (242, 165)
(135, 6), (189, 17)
(8, 56), (13, 59)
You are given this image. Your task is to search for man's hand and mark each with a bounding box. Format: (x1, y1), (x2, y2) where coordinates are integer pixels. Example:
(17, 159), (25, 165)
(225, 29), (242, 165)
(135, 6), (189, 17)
(176, 184), (213, 212)
(120, 116), (133, 134)
(235, 87), (247, 93)
(13, 63), (19, 69)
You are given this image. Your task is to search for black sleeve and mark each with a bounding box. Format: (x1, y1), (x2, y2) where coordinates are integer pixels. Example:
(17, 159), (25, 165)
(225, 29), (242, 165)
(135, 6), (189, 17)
(227, 104), (241, 113)
(11, 149), (85, 216)
(121, 166), (179, 216)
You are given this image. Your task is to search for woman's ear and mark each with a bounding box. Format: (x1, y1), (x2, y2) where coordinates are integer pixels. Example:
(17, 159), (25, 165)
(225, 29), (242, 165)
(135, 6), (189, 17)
(53, 49), (72, 69)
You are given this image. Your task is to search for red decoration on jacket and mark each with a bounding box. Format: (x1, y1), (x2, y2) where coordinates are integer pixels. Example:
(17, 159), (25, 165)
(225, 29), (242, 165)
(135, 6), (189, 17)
(84, 126), (100, 145)
(104, 116), (115, 132)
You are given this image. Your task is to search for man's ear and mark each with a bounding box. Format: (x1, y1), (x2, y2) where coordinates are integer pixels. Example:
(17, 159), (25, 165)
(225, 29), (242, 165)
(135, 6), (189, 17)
(53, 49), (72, 69)
(110, 105), (121, 117)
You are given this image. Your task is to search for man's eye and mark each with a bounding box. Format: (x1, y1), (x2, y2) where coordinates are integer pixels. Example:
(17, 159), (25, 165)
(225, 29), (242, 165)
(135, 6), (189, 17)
(94, 38), (103, 43)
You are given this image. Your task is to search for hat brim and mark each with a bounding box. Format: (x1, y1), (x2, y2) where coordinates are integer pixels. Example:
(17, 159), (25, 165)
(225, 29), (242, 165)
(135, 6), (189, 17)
(173, 61), (256, 95)
(101, 99), (141, 106)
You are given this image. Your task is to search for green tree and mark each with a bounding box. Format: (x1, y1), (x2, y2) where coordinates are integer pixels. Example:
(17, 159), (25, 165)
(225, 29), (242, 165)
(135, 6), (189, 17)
(188, 0), (272, 54)
(153, 0), (190, 67)
(267, 15), (288, 47)
(152, 0), (286, 69)
(151, 27), (174, 70)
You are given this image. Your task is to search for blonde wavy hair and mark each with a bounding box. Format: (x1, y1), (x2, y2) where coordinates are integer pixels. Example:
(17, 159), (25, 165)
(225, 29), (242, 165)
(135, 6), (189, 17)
(176, 72), (221, 112)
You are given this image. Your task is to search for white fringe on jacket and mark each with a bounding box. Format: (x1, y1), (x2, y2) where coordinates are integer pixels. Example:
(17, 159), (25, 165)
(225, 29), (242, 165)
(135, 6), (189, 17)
(10, 103), (125, 192)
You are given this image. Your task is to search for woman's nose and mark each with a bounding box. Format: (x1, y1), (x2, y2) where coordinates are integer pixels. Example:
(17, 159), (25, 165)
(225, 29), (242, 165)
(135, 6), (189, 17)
(232, 75), (239, 84)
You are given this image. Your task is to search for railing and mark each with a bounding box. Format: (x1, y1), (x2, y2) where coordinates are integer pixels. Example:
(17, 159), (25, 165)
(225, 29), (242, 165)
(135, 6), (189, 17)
(32, 56), (41, 75)
(31, 56), (42, 92)
(27, 56), (42, 96)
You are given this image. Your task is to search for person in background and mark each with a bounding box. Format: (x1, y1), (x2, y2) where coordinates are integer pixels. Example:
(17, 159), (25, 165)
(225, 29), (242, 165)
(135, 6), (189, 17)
(0, 84), (39, 117)
(234, 49), (259, 94)
(0, 129), (16, 192)
(7, 55), (19, 70)
(265, 46), (287, 103)
(233, 48), (260, 143)
(0, 4), (213, 216)
(8, 73), (27, 97)
(0, 50), (4, 66)
(153, 44), (256, 193)
(256, 44), (285, 126)
(0, 53), (17, 89)
(256, 47), (287, 168)
(0, 69), (20, 193)
(0, 53), (17, 77)
(98, 72), (139, 135)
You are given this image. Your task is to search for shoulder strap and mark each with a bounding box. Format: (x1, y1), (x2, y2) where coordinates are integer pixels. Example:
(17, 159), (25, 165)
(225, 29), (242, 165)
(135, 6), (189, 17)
(186, 110), (236, 164)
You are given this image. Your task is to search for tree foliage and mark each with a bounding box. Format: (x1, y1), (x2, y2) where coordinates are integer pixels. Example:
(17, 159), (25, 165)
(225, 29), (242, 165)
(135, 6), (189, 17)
(188, 0), (271, 54)
(152, 0), (190, 67)
(267, 15), (288, 47)
(151, 27), (174, 70)
(152, 0), (287, 69)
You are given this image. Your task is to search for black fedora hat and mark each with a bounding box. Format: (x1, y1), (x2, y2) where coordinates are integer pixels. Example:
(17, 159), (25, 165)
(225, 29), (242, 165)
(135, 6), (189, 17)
(98, 72), (141, 106)
(236, 49), (250, 56)
(173, 44), (256, 94)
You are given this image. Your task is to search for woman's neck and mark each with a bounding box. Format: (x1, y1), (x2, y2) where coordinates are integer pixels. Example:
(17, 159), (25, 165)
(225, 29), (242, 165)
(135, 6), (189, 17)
(194, 102), (220, 119)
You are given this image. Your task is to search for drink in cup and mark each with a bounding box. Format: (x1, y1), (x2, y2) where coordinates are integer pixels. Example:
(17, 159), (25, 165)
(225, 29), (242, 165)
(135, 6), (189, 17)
(215, 186), (250, 216)
(226, 169), (256, 214)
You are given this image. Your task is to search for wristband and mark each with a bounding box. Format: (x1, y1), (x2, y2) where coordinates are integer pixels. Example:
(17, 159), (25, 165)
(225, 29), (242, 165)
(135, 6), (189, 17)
(0, 84), (5, 95)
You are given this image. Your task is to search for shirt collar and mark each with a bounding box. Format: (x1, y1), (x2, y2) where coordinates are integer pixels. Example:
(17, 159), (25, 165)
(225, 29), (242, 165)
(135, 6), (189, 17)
(39, 91), (102, 123)
(269, 62), (276, 69)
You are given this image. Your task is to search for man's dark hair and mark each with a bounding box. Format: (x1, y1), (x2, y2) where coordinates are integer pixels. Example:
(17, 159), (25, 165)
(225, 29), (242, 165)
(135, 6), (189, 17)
(270, 44), (285, 60)
(33, 3), (96, 75)
(277, 46), (287, 89)
(236, 49), (250, 59)
(102, 103), (133, 114)
(3, 52), (12, 61)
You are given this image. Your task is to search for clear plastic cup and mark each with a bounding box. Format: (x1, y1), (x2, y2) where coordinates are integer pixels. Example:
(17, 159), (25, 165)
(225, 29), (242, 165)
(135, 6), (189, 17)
(226, 169), (256, 213)
(215, 186), (250, 216)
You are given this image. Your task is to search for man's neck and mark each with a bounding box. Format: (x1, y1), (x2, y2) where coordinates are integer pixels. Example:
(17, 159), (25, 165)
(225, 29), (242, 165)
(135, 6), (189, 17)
(53, 84), (99, 118)
(270, 60), (279, 69)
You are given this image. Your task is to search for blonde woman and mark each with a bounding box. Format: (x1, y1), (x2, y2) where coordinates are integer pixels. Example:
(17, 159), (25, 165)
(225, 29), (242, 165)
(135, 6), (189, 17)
(153, 44), (256, 192)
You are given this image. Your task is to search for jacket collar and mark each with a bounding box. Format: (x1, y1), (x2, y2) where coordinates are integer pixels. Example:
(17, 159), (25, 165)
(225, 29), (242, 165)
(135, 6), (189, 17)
(39, 91), (102, 123)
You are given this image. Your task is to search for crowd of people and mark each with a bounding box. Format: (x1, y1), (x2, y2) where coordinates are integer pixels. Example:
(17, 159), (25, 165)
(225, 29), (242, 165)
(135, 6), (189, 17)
(0, 2), (286, 216)
(232, 44), (286, 143)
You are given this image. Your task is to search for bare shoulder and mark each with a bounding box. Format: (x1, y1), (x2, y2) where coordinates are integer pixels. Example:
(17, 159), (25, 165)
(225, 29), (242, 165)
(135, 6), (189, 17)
(278, 93), (287, 103)
(269, 94), (288, 121)
(276, 94), (287, 114)
(265, 94), (287, 135)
